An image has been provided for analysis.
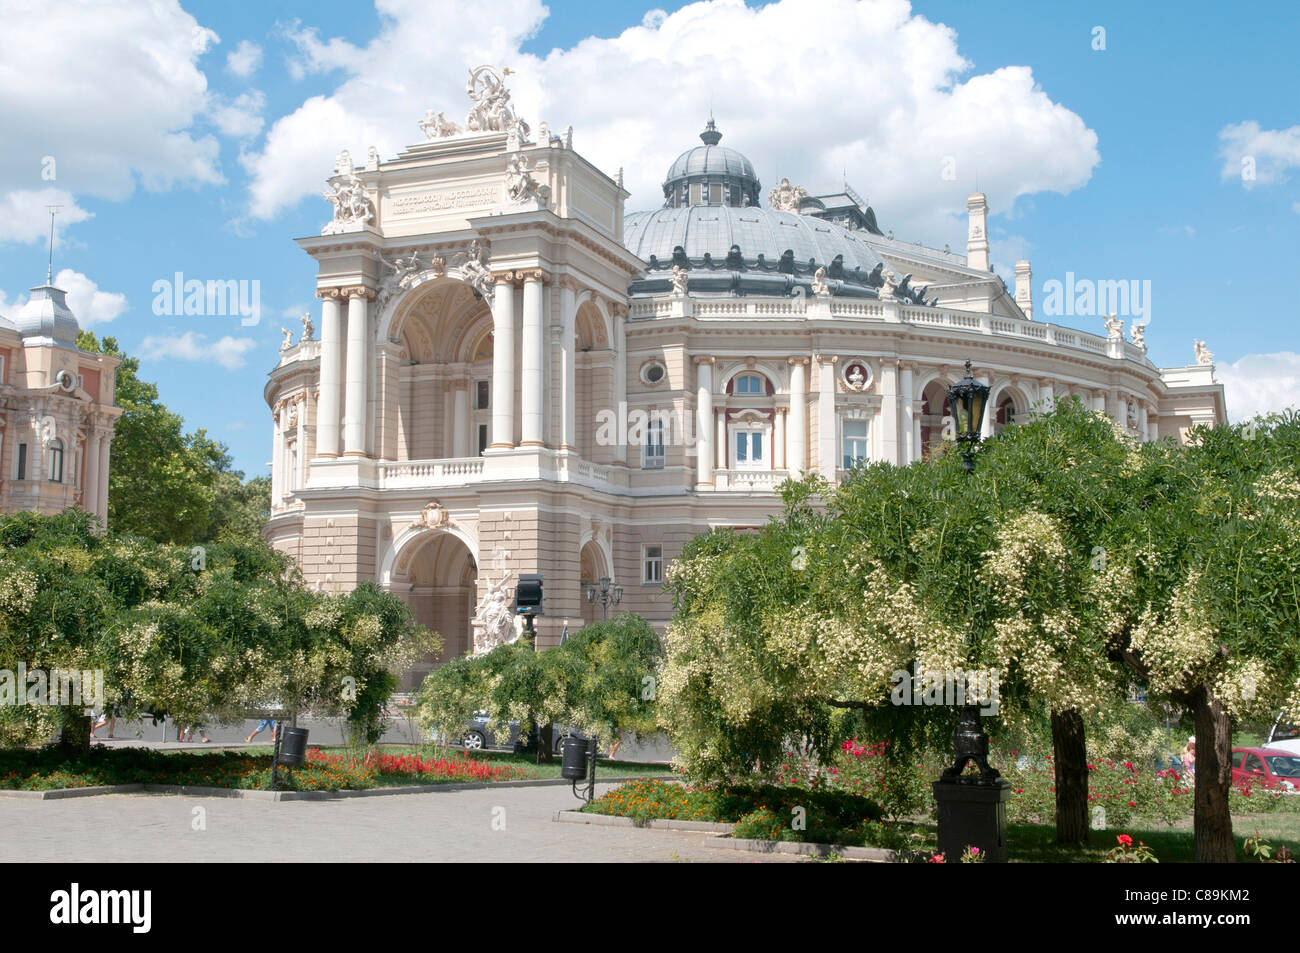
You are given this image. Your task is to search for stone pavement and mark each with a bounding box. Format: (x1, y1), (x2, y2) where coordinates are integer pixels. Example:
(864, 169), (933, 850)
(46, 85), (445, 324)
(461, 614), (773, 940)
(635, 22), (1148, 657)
(0, 781), (802, 863)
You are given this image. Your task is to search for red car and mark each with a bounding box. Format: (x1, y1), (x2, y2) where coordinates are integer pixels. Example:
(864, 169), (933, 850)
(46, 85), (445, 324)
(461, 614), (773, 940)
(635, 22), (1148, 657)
(1231, 747), (1300, 792)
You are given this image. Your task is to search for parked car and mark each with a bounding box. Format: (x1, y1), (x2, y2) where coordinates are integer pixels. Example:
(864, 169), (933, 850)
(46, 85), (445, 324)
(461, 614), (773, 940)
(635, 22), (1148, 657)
(1264, 717), (1300, 756)
(1231, 747), (1300, 792)
(453, 712), (582, 755)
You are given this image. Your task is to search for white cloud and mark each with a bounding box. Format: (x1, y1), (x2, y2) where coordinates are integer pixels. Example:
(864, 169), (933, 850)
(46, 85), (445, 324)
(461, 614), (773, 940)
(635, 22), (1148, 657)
(1293, 201), (1300, 215)
(226, 39), (263, 77)
(1218, 121), (1300, 188)
(0, 187), (93, 246)
(241, 0), (1099, 246)
(0, 0), (222, 207)
(210, 91), (267, 139)
(54, 268), (127, 326)
(139, 331), (258, 371)
(1215, 352), (1300, 422)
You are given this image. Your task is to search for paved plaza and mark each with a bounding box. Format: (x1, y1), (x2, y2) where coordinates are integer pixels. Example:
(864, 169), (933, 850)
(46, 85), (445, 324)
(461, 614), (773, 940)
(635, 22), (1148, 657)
(0, 781), (802, 863)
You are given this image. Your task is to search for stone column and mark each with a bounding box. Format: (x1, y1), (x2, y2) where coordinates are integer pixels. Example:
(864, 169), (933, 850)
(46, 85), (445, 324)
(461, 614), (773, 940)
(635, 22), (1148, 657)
(316, 290), (343, 458)
(1039, 380), (1055, 415)
(83, 430), (99, 521)
(716, 408), (726, 470)
(296, 396), (309, 487)
(880, 360), (899, 464)
(97, 432), (110, 526)
(977, 369), (994, 440)
(694, 356), (714, 488)
(612, 303), (628, 463)
(787, 357), (807, 477)
(453, 384), (469, 457)
(520, 270), (546, 447)
(271, 401), (284, 505)
(816, 354), (838, 478)
(560, 278), (578, 450)
(1138, 403), (1149, 442)
(774, 408), (786, 470)
(342, 287), (372, 457)
(490, 271), (516, 448)
(899, 364), (915, 465)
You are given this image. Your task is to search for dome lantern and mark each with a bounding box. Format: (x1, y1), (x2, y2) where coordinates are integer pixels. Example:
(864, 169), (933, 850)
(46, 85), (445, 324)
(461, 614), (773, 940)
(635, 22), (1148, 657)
(662, 118), (761, 209)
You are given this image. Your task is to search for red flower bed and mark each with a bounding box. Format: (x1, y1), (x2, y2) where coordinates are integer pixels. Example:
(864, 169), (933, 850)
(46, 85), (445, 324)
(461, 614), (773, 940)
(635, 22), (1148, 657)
(306, 749), (527, 783)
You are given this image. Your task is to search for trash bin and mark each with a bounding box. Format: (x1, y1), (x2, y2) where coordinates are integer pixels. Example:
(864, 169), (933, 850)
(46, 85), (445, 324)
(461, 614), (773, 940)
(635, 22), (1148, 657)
(561, 736), (591, 780)
(277, 727), (309, 767)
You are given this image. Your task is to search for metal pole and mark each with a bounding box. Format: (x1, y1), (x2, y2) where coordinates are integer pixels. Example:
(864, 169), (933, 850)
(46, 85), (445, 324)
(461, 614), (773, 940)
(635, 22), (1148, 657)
(271, 718), (282, 791)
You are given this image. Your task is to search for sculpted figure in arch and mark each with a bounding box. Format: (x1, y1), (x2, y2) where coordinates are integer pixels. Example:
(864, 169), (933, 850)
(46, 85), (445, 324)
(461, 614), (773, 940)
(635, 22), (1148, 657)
(456, 239), (494, 301)
(472, 572), (518, 655)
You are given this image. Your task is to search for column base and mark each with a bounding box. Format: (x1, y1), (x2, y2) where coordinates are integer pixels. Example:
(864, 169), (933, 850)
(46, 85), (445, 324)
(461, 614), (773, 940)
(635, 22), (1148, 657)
(342, 451), (368, 458)
(489, 442), (515, 450)
(519, 440), (544, 448)
(315, 452), (340, 460)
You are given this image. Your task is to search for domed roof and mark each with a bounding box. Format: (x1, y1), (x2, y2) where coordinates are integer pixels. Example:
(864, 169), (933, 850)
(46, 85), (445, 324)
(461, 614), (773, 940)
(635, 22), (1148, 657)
(624, 204), (885, 281)
(662, 119), (760, 203)
(14, 283), (80, 344)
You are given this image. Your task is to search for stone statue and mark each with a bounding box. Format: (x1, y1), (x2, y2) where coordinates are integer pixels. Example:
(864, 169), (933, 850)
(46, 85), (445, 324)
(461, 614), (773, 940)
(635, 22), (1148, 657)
(1130, 322), (1145, 349)
(505, 152), (550, 206)
(670, 264), (689, 295)
(465, 65), (530, 141)
(366, 146), (379, 170)
(456, 239), (494, 301)
(335, 149), (353, 175)
(322, 172), (374, 234)
(881, 269), (899, 298)
(844, 363), (868, 392)
(418, 109), (461, 139)
(300, 312), (315, 341)
(1194, 339), (1214, 365)
(280, 327), (294, 351)
(811, 266), (831, 297)
(768, 177), (808, 212)
(471, 572), (518, 655)
(1104, 313), (1124, 340)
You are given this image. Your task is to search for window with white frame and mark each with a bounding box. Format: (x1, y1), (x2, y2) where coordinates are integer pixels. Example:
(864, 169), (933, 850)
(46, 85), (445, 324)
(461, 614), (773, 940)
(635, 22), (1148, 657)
(16, 442), (27, 481)
(842, 418), (870, 469)
(733, 428), (765, 469)
(734, 373), (765, 395)
(642, 544), (663, 585)
(475, 379), (490, 410)
(642, 415), (665, 469)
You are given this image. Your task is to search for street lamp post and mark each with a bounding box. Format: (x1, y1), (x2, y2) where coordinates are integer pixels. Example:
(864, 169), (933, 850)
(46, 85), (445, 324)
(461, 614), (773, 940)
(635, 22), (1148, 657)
(931, 359), (1011, 862)
(584, 576), (623, 621)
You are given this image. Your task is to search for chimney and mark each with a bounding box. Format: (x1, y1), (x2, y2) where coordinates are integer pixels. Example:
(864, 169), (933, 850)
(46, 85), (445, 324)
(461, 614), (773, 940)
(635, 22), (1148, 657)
(966, 193), (989, 272)
(1014, 260), (1033, 320)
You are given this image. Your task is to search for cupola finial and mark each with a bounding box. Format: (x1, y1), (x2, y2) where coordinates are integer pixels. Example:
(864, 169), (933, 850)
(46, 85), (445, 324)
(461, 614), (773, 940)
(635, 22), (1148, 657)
(700, 117), (722, 146)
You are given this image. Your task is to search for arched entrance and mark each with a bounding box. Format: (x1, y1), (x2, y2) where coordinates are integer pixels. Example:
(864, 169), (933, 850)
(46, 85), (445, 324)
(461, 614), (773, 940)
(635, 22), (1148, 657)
(919, 379), (953, 460)
(387, 277), (494, 461)
(578, 537), (612, 625)
(388, 529), (478, 687)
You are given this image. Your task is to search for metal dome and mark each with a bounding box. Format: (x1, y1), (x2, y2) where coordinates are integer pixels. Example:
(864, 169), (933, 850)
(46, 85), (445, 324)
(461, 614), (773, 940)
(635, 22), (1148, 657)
(14, 284), (80, 344)
(662, 119), (761, 207)
(625, 204), (885, 276)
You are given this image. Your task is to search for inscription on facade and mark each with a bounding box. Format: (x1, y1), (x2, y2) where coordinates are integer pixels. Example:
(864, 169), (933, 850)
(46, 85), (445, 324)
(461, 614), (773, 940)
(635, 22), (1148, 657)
(390, 185), (500, 216)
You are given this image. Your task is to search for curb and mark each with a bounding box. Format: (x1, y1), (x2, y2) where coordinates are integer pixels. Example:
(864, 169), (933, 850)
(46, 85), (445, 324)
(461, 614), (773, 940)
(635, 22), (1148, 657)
(0, 775), (660, 802)
(552, 810), (896, 860)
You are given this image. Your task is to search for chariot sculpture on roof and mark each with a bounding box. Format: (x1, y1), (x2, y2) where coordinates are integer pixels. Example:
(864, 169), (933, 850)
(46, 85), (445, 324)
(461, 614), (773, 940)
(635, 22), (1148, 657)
(465, 65), (530, 141)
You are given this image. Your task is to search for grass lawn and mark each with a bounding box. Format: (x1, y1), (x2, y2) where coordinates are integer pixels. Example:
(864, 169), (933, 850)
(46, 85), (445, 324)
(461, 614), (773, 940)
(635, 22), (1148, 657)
(1007, 813), (1299, 862)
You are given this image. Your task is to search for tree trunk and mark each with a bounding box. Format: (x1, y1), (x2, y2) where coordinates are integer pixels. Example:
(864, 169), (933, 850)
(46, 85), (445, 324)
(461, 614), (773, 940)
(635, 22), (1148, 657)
(58, 707), (92, 754)
(1051, 707), (1089, 845)
(1192, 683), (1235, 863)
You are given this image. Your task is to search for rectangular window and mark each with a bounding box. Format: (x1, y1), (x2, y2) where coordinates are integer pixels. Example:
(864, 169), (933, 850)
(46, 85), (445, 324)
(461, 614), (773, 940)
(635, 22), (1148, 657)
(0, 353), (5, 385)
(47, 443), (63, 483)
(730, 186), (740, 207)
(709, 183), (723, 205)
(16, 443), (26, 481)
(689, 183), (702, 205)
(643, 544), (663, 585)
(734, 430), (765, 469)
(642, 417), (665, 469)
(842, 419), (869, 469)
(475, 380), (490, 410)
(477, 423), (489, 456)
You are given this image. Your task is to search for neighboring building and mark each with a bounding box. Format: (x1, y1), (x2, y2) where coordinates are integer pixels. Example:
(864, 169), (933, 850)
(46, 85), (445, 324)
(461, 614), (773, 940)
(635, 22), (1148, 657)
(0, 273), (121, 524)
(264, 67), (1226, 685)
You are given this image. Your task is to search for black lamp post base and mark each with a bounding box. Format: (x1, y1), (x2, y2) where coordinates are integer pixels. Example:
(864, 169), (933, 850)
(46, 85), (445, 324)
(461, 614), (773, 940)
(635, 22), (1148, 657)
(932, 779), (1010, 863)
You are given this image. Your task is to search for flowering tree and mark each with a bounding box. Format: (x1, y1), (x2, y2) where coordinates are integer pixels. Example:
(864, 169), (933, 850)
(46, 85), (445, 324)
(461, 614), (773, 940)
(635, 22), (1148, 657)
(1113, 413), (1300, 862)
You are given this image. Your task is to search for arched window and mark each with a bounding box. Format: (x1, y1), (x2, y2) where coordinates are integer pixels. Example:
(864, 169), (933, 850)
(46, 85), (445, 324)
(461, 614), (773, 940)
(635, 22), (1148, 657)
(47, 439), (64, 483)
(733, 373), (765, 396)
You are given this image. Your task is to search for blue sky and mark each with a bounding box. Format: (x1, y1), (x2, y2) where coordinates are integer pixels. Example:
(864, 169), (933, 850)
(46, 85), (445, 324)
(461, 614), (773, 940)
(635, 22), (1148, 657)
(1, 0), (1296, 477)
